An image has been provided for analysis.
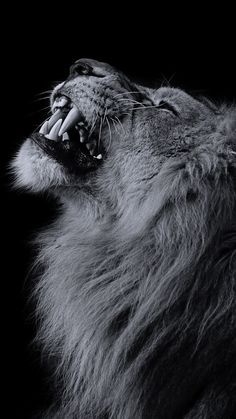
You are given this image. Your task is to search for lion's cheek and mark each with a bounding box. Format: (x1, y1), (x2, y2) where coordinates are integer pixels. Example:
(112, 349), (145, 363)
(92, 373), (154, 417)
(11, 139), (69, 191)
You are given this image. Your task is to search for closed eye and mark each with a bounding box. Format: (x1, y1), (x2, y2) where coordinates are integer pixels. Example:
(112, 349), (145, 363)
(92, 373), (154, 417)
(157, 100), (179, 116)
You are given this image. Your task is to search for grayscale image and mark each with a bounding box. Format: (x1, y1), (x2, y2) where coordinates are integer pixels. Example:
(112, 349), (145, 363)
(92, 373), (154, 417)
(11, 58), (236, 418)
(3, 12), (235, 419)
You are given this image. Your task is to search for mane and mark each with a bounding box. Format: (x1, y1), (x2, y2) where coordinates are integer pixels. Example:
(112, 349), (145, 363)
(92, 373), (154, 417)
(32, 108), (236, 418)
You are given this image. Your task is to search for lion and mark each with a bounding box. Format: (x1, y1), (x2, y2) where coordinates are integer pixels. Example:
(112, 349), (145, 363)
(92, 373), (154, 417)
(12, 59), (236, 418)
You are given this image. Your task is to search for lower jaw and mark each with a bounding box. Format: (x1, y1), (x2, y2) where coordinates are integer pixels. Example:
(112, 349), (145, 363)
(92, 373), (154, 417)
(30, 133), (100, 175)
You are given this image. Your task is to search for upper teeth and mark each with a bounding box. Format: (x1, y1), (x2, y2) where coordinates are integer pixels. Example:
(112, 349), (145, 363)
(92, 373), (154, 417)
(39, 119), (49, 135)
(58, 106), (84, 137)
(38, 100), (102, 160)
(45, 118), (63, 141)
(39, 104), (84, 142)
(47, 109), (64, 131)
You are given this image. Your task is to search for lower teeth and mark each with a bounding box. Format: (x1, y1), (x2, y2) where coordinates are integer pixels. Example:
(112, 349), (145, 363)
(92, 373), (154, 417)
(62, 133), (70, 141)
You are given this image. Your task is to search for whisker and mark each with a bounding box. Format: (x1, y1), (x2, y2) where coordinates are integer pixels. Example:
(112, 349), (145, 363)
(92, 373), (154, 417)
(39, 105), (52, 112)
(32, 120), (48, 133)
(166, 72), (176, 85)
(106, 117), (112, 152)
(98, 117), (103, 151)
(159, 72), (176, 87)
(117, 98), (145, 107)
(113, 91), (145, 99)
(31, 96), (51, 103)
(89, 109), (99, 138)
(110, 119), (119, 134)
(26, 106), (51, 118)
(114, 116), (126, 135)
(109, 117), (120, 134)
(128, 105), (165, 110)
(98, 109), (107, 151)
(35, 89), (53, 97)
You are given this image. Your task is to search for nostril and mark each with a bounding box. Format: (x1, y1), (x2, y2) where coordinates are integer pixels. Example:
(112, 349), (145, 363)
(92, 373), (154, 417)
(70, 62), (93, 77)
(69, 59), (108, 79)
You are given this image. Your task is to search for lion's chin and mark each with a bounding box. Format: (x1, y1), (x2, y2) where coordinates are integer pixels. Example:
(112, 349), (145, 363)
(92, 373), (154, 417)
(11, 139), (71, 192)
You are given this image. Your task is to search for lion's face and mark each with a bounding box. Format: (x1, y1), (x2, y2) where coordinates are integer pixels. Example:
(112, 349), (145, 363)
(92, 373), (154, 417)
(13, 59), (215, 195)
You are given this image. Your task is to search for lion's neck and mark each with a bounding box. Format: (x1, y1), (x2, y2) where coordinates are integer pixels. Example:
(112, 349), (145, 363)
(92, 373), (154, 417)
(35, 197), (235, 419)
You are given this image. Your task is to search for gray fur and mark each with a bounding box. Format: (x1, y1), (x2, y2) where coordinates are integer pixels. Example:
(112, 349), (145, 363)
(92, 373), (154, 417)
(13, 60), (236, 418)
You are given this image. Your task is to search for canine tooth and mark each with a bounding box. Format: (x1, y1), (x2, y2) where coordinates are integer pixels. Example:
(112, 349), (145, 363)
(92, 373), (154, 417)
(59, 106), (83, 136)
(48, 109), (63, 130)
(39, 120), (49, 135)
(45, 118), (63, 141)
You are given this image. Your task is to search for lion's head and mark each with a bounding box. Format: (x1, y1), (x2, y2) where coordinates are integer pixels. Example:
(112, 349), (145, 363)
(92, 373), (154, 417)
(13, 58), (222, 200)
(12, 60), (236, 419)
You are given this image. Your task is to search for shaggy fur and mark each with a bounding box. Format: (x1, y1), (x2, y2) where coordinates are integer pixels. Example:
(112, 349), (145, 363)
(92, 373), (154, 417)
(13, 59), (236, 418)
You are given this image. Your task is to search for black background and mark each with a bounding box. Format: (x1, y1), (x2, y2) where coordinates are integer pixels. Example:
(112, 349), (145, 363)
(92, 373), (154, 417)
(2, 8), (235, 419)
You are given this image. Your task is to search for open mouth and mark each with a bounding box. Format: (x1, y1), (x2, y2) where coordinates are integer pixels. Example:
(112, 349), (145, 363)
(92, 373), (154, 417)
(30, 95), (103, 174)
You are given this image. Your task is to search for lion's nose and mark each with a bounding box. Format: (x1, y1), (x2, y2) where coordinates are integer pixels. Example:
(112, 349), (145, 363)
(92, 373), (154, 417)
(69, 58), (115, 79)
(69, 61), (93, 77)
